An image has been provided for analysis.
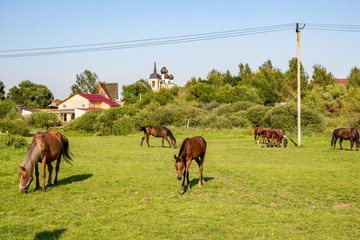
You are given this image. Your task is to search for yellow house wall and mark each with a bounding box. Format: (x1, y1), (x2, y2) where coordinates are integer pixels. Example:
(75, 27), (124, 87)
(59, 94), (90, 109)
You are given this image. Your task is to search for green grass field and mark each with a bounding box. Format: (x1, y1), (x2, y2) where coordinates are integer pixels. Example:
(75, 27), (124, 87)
(1, 131), (359, 239)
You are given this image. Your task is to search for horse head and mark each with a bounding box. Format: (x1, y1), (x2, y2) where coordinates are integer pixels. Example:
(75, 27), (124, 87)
(283, 137), (288, 148)
(17, 164), (33, 193)
(174, 154), (184, 180)
(356, 141), (360, 151)
(171, 138), (177, 148)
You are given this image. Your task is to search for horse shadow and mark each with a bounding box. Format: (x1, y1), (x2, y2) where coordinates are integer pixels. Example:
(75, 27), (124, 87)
(182, 177), (214, 194)
(56, 173), (93, 186)
(33, 228), (66, 240)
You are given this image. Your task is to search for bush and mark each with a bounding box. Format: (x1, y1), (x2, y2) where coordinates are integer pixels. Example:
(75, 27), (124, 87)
(0, 100), (16, 119)
(263, 102), (325, 133)
(0, 119), (29, 136)
(112, 116), (134, 135)
(246, 105), (271, 127)
(64, 109), (102, 132)
(26, 112), (60, 129)
(0, 132), (27, 149)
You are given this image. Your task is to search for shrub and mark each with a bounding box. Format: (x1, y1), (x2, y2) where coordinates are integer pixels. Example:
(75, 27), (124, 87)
(263, 102), (325, 133)
(246, 105), (271, 127)
(0, 132), (27, 149)
(64, 109), (102, 132)
(112, 116), (134, 136)
(0, 119), (29, 136)
(0, 100), (15, 119)
(26, 112), (60, 129)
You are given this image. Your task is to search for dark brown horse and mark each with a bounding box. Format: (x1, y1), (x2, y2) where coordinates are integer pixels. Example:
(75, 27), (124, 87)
(254, 126), (269, 144)
(138, 124), (176, 148)
(173, 136), (207, 195)
(17, 130), (72, 193)
(331, 128), (360, 151)
(259, 129), (281, 148)
(271, 128), (288, 148)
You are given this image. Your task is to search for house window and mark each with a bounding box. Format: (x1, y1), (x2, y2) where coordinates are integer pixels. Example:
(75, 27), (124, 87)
(93, 104), (96, 108)
(152, 81), (155, 88)
(63, 104), (66, 108)
(82, 104), (85, 108)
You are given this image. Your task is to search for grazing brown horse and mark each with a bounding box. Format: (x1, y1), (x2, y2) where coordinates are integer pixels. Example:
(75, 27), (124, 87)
(259, 129), (281, 148)
(331, 128), (360, 151)
(173, 136), (207, 195)
(17, 130), (72, 193)
(254, 126), (269, 144)
(138, 124), (177, 148)
(271, 128), (288, 148)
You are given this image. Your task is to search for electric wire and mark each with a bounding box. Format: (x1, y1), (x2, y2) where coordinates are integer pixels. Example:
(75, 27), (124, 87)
(0, 24), (294, 58)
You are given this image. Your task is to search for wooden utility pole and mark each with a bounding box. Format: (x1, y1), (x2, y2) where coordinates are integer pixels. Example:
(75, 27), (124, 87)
(296, 23), (305, 146)
(296, 23), (301, 146)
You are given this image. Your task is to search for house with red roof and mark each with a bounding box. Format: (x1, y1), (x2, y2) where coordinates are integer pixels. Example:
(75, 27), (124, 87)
(57, 93), (120, 122)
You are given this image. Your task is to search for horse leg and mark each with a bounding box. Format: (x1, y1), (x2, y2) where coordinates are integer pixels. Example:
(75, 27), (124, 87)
(146, 137), (150, 147)
(35, 163), (40, 190)
(54, 156), (61, 185)
(41, 157), (47, 193)
(165, 137), (171, 148)
(140, 136), (145, 147)
(333, 137), (337, 150)
(46, 162), (53, 187)
(340, 138), (344, 150)
(196, 157), (205, 187)
(180, 170), (186, 195)
(350, 139), (354, 151)
(162, 138), (165, 147)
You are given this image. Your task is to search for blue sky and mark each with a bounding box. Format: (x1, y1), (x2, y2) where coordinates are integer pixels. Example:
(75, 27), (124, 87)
(1, 0), (359, 100)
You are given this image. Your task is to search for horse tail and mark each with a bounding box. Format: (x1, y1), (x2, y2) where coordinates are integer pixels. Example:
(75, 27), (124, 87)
(331, 129), (337, 147)
(61, 134), (73, 165)
(355, 128), (360, 142)
(167, 129), (177, 148)
(137, 123), (146, 132)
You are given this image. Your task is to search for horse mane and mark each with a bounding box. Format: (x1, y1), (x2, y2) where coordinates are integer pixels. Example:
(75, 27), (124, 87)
(18, 135), (42, 179)
(178, 138), (190, 159)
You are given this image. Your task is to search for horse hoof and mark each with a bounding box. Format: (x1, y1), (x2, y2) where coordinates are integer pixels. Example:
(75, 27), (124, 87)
(41, 189), (45, 193)
(198, 183), (202, 188)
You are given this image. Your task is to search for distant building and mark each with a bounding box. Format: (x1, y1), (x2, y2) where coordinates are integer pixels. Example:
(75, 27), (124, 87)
(335, 78), (349, 86)
(57, 93), (120, 122)
(149, 61), (176, 91)
(95, 81), (120, 102)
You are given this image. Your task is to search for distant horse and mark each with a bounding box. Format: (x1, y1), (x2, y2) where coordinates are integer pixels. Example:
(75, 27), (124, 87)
(17, 130), (72, 193)
(272, 128), (288, 148)
(173, 136), (207, 195)
(331, 128), (360, 151)
(254, 126), (269, 144)
(259, 129), (281, 148)
(138, 124), (177, 148)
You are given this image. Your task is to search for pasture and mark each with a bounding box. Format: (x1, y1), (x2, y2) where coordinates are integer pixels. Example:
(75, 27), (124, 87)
(0, 131), (359, 239)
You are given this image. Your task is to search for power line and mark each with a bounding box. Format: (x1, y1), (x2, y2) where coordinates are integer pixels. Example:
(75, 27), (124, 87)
(1, 23), (359, 58)
(0, 24), (294, 58)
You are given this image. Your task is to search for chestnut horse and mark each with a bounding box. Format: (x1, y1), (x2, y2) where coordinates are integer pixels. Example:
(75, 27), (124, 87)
(271, 128), (288, 148)
(331, 128), (360, 151)
(17, 130), (72, 193)
(138, 124), (177, 148)
(259, 129), (281, 148)
(173, 136), (207, 195)
(254, 126), (269, 144)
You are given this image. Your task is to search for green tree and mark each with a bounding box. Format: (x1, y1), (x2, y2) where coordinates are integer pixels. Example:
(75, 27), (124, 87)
(206, 69), (225, 88)
(7, 80), (54, 109)
(0, 80), (5, 100)
(311, 64), (335, 87)
(348, 66), (360, 87)
(241, 78), (281, 105)
(186, 82), (215, 103)
(121, 79), (151, 104)
(254, 59), (285, 93)
(284, 57), (309, 99)
(71, 70), (99, 95)
(238, 63), (253, 81)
